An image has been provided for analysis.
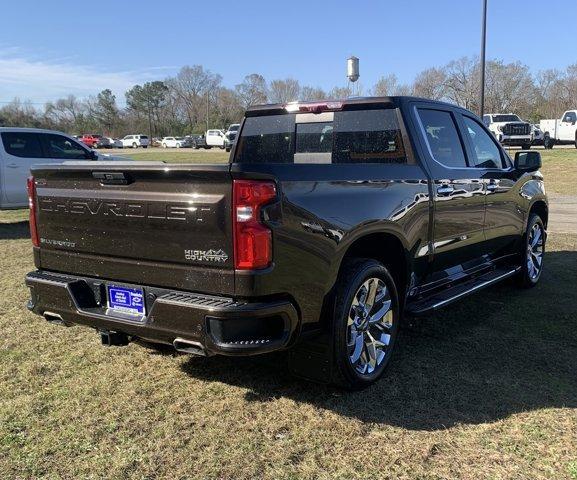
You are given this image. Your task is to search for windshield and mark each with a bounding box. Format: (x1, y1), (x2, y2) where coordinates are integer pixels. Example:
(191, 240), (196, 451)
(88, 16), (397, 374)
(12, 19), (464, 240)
(229, 125), (240, 131)
(493, 115), (521, 122)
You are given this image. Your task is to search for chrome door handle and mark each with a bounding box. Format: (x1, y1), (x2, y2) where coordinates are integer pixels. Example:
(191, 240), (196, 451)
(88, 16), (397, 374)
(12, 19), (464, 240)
(437, 185), (454, 195)
(486, 183), (498, 192)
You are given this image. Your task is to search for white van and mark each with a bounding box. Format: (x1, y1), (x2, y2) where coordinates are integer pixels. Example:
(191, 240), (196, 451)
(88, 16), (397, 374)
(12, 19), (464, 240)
(0, 127), (124, 209)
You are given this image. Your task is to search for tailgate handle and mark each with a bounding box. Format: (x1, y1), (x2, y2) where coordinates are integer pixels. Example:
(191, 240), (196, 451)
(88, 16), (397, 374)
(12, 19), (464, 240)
(93, 172), (130, 185)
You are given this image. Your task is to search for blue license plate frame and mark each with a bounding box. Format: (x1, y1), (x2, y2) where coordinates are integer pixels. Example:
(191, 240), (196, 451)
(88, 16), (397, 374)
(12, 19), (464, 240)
(107, 285), (146, 316)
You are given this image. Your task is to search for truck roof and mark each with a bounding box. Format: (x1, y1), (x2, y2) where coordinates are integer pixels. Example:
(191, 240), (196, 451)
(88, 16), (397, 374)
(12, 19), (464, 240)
(245, 96), (460, 116)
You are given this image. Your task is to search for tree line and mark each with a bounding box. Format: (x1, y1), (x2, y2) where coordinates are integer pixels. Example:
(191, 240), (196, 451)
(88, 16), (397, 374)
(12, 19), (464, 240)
(1, 56), (576, 138)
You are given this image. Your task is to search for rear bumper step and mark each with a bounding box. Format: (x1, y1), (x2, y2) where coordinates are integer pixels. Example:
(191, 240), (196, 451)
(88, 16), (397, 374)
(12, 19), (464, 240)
(25, 270), (299, 356)
(406, 266), (520, 316)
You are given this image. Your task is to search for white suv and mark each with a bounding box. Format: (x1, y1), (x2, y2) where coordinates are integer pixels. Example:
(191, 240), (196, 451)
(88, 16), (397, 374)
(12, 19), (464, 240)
(161, 136), (186, 148)
(121, 134), (149, 149)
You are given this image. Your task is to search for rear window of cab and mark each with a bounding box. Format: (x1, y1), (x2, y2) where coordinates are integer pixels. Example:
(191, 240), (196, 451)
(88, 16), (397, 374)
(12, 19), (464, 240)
(234, 108), (406, 164)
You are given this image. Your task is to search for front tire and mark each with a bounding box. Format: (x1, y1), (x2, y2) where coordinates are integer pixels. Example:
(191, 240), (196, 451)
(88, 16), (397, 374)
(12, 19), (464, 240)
(518, 214), (546, 288)
(330, 259), (400, 390)
(521, 143), (531, 150)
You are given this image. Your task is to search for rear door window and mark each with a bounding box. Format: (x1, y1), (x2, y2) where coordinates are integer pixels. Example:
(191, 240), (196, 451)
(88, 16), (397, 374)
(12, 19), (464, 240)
(417, 109), (467, 168)
(1, 132), (44, 158)
(234, 108), (406, 164)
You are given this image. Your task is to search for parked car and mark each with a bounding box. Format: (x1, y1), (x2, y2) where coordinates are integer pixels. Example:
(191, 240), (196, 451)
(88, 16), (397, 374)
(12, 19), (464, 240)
(79, 134), (104, 149)
(106, 137), (123, 149)
(24, 97), (547, 389)
(120, 134), (149, 148)
(224, 123), (240, 152)
(531, 124), (544, 146)
(205, 129), (226, 149)
(0, 127), (127, 209)
(161, 136), (189, 148)
(483, 113), (532, 149)
(539, 110), (577, 149)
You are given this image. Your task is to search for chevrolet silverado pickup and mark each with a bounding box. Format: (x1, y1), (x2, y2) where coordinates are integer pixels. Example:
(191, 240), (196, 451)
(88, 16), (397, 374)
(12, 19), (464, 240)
(25, 97), (548, 389)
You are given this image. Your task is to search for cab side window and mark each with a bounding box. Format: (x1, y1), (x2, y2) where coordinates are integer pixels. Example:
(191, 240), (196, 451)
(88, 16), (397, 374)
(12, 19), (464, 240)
(563, 111), (576, 123)
(41, 134), (91, 160)
(417, 109), (467, 168)
(462, 116), (504, 169)
(1, 132), (44, 158)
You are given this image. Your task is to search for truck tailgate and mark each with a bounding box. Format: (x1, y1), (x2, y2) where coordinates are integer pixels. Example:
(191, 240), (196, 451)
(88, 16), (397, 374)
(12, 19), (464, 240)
(31, 162), (235, 295)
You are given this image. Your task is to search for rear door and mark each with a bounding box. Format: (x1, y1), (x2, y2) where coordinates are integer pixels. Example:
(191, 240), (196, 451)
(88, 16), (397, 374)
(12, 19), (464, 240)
(0, 131), (45, 205)
(413, 106), (486, 272)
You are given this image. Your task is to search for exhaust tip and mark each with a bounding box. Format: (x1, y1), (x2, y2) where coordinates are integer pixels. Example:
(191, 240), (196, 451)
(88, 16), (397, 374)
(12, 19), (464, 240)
(173, 338), (209, 356)
(43, 311), (69, 326)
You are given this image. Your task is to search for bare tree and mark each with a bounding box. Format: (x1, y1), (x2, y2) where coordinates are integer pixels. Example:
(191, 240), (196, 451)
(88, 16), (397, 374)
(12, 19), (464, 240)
(235, 74), (268, 108)
(413, 68), (447, 100)
(371, 74), (411, 96)
(300, 86), (327, 101)
(268, 78), (300, 103)
(443, 57), (479, 110)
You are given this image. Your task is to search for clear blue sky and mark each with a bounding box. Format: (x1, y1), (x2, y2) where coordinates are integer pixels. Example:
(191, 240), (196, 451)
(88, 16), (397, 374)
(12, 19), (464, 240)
(0, 0), (575, 104)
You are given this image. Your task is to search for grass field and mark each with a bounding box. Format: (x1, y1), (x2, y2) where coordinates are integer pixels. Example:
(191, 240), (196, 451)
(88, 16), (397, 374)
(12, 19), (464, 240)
(112, 147), (577, 195)
(0, 148), (576, 479)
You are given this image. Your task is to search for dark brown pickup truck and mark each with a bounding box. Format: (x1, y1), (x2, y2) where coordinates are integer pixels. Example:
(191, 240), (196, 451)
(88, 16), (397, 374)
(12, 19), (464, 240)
(25, 97), (547, 388)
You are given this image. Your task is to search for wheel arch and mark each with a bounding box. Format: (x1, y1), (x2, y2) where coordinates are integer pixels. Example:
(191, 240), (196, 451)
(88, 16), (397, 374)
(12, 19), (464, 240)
(332, 231), (410, 303)
(529, 200), (548, 229)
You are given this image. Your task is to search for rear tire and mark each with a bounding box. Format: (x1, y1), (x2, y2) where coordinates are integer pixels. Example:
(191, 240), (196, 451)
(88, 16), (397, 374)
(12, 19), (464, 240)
(517, 214), (546, 288)
(132, 142), (138, 149)
(574, 133), (577, 149)
(543, 134), (554, 149)
(330, 259), (400, 390)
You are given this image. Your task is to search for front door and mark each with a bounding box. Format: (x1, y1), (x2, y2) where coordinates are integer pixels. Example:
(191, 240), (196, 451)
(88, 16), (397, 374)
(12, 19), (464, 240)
(414, 106), (486, 273)
(559, 111), (576, 142)
(459, 114), (525, 257)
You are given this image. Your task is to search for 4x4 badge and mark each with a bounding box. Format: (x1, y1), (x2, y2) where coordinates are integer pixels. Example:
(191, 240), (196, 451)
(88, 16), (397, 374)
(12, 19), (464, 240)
(184, 249), (229, 263)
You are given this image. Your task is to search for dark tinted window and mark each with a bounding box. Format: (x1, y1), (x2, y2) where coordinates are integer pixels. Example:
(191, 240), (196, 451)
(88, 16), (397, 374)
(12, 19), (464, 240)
(296, 122), (333, 153)
(41, 134), (91, 160)
(418, 109), (467, 168)
(492, 114), (521, 122)
(563, 111), (576, 123)
(235, 114), (295, 164)
(1, 132), (44, 158)
(235, 108), (406, 164)
(462, 116), (503, 169)
(333, 109), (405, 164)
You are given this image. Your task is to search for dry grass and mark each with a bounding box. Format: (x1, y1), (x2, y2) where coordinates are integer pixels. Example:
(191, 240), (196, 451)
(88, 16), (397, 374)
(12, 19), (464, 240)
(113, 147), (577, 195)
(1, 211), (577, 478)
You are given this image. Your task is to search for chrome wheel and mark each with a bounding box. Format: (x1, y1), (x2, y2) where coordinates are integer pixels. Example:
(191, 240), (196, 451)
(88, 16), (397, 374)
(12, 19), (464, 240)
(347, 277), (394, 376)
(527, 222), (544, 279)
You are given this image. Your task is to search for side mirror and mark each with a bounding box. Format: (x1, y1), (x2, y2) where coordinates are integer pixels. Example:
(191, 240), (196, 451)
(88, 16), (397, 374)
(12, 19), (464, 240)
(89, 150), (98, 160)
(515, 151), (541, 172)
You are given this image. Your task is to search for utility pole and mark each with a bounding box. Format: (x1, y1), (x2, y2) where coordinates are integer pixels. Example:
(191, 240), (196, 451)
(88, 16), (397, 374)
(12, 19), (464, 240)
(479, 0), (487, 117)
(206, 90), (209, 132)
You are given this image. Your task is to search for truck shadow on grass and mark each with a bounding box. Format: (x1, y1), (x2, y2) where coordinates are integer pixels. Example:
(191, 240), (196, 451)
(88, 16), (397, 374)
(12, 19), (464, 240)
(0, 221), (30, 240)
(180, 249), (577, 431)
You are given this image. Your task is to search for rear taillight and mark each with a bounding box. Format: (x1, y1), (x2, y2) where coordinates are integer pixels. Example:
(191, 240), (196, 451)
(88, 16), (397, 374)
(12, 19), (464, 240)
(233, 179), (276, 270)
(27, 176), (39, 247)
